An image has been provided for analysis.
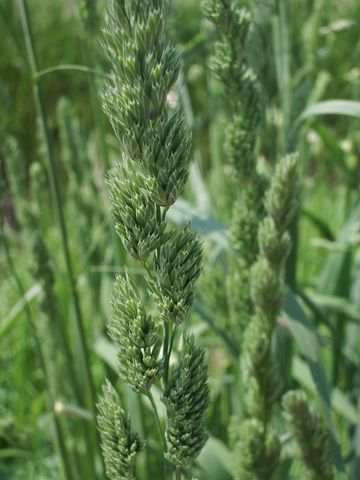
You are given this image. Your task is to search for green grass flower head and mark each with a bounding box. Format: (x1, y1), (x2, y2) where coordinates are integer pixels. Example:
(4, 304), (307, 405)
(109, 276), (163, 394)
(97, 381), (144, 480)
(151, 225), (203, 324)
(163, 335), (209, 466)
(107, 162), (166, 261)
(283, 390), (334, 480)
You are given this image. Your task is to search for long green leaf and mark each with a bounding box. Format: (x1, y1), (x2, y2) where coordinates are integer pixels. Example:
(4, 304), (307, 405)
(307, 292), (360, 325)
(299, 100), (360, 122)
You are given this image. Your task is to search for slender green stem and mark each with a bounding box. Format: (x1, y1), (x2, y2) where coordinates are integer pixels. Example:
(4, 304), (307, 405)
(137, 394), (150, 480)
(163, 322), (170, 385)
(164, 325), (177, 386)
(179, 73), (210, 211)
(76, 0), (110, 170)
(18, 0), (96, 415)
(148, 392), (166, 452)
(0, 223), (74, 480)
(175, 468), (182, 480)
(17, 0), (100, 475)
(148, 391), (167, 480)
(142, 260), (153, 278)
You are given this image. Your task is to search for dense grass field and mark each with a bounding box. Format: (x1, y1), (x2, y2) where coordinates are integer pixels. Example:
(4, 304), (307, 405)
(1, 0), (360, 479)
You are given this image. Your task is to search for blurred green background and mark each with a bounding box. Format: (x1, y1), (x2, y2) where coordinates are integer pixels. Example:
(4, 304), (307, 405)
(1, 0), (360, 478)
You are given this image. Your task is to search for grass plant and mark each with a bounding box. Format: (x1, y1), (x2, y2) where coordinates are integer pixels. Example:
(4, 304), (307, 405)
(1, 0), (360, 479)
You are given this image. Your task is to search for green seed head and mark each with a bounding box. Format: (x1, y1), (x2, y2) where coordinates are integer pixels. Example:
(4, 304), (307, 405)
(107, 162), (166, 261)
(233, 419), (280, 480)
(102, 0), (191, 207)
(109, 276), (163, 394)
(251, 257), (284, 324)
(163, 335), (209, 466)
(283, 390), (335, 480)
(97, 381), (143, 480)
(258, 217), (291, 269)
(265, 153), (299, 234)
(151, 225), (203, 324)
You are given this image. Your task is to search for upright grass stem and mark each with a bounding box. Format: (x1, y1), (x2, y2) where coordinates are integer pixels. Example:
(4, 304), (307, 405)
(148, 392), (166, 452)
(148, 391), (166, 479)
(163, 323), (170, 385)
(17, 0), (100, 474)
(76, 0), (110, 171)
(18, 0), (94, 410)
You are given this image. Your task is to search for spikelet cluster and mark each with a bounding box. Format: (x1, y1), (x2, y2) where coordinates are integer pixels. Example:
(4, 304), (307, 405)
(97, 381), (143, 480)
(202, 0), (265, 345)
(107, 163), (166, 261)
(108, 276), (163, 395)
(202, 0), (261, 181)
(233, 419), (281, 480)
(163, 335), (209, 467)
(235, 154), (298, 477)
(102, 0), (191, 209)
(151, 226), (203, 324)
(251, 154), (299, 332)
(97, 0), (209, 474)
(283, 390), (334, 480)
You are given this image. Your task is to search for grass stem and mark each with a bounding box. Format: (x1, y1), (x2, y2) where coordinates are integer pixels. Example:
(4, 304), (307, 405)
(163, 322), (170, 385)
(17, 0), (100, 476)
(148, 392), (166, 453)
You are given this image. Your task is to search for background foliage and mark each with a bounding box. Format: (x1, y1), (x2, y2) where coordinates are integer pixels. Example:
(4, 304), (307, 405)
(1, 0), (360, 478)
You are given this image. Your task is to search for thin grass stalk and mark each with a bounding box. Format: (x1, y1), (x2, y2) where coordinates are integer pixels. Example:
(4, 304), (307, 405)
(0, 222), (74, 480)
(148, 392), (166, 453)
(163, 322), (170, 385)
(17, 0), (99, 475)
(18, 0), (95, 413)
(137, 394), (150, 480)
(75, 0), (123, 273)
(178, 73), (210, 211)
(76, 0), (110, 171)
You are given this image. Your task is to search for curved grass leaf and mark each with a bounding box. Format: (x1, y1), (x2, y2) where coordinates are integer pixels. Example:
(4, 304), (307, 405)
(307, 292), (360, 325)
(299, 100), (360, 122)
